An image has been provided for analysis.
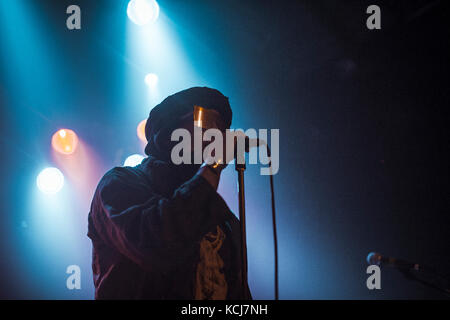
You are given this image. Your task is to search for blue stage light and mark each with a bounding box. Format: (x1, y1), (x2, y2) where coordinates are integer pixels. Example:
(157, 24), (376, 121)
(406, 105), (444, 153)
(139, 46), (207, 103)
(127, 0), (160, 26)
(124, 154), (145, 167)
(145, 73), (158, 87)
(36, 167), (65, 195)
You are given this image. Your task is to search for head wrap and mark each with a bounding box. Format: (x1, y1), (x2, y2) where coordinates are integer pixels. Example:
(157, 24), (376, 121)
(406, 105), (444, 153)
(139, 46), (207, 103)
(145, 87), (232, 161)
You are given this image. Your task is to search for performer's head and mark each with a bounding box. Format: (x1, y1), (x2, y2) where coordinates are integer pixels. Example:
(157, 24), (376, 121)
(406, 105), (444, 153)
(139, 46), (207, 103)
(144, 86), (232, 165)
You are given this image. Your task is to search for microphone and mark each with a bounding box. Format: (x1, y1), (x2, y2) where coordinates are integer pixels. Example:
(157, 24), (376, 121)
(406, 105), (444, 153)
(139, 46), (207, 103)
(244, 136), (266, 152)
(366, 252), (420, 271)
(232, 131), (267, 153)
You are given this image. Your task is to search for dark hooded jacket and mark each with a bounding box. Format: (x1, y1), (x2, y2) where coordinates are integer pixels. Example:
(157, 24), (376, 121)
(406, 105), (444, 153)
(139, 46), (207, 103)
(87, 87), (251, 299)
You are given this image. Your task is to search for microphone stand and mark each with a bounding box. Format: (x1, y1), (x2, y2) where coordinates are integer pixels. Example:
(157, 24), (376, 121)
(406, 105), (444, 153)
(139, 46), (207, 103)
(235, 158), (248, 299)
(398, 267), (450, 297)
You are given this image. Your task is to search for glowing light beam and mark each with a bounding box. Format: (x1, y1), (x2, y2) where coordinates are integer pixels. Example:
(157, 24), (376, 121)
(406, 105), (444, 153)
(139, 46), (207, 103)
(52, 129), (79, 155)
(36, 167), (64, 195)
(145, 73), (158, 87)
(137, 119), (147, 142)
(127, 0), (160, 26)
(124, 154), (145, 167)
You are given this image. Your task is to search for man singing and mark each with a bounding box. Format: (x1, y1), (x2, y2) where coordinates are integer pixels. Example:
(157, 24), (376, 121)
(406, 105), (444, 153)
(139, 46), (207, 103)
(88, 87), (251, 299)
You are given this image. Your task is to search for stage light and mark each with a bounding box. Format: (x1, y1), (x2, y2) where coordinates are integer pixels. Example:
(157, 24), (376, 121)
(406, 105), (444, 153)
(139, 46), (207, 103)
(137, 119), (147, 142)
(127, 0), (160, 26)
(52, 128), (78, 155)
(36, 167), (64, 195)
(124, 154), (145, 167)
(144, 73), (158, 87)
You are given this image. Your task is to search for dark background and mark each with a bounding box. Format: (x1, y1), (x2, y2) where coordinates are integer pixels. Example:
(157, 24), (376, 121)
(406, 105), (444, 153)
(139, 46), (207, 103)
(0, 0), (449, 299)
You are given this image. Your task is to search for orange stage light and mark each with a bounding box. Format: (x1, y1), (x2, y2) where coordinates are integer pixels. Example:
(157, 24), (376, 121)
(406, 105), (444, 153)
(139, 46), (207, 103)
(137, 119), (147, 142)
(51, 129), (79, 155)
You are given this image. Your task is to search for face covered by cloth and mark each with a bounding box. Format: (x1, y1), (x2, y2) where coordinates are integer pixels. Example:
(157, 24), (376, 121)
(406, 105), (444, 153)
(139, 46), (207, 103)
(143, 87), (233, 181)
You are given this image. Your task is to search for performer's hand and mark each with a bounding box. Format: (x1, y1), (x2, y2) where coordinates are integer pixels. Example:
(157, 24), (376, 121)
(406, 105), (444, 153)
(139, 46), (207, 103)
(198, 160), (225, 190)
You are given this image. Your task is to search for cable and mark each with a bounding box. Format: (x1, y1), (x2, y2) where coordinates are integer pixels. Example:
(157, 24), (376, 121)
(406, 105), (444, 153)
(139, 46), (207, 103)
(267, 146), (279, 300)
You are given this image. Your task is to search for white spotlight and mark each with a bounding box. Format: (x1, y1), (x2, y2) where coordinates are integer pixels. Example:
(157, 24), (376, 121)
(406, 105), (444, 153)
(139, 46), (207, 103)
(127, 0), (160, 26)
(124, 154), (145, 167)
(37, 167), (65, 195)
(145, 73), (158, 87)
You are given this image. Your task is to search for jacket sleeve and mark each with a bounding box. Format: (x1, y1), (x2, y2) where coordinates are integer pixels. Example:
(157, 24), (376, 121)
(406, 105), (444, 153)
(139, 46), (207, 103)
(89, 169), (228, 273)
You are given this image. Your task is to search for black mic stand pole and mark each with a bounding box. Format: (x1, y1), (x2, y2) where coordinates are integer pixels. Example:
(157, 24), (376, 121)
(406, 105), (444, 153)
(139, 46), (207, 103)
(398, 267), (450, 297)
(235, 157), (248, 299)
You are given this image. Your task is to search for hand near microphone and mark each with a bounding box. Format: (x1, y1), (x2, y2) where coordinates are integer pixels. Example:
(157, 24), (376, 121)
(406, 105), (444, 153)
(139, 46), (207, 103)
(197, 130), (233, 190)
(198, 131), (261, 190)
